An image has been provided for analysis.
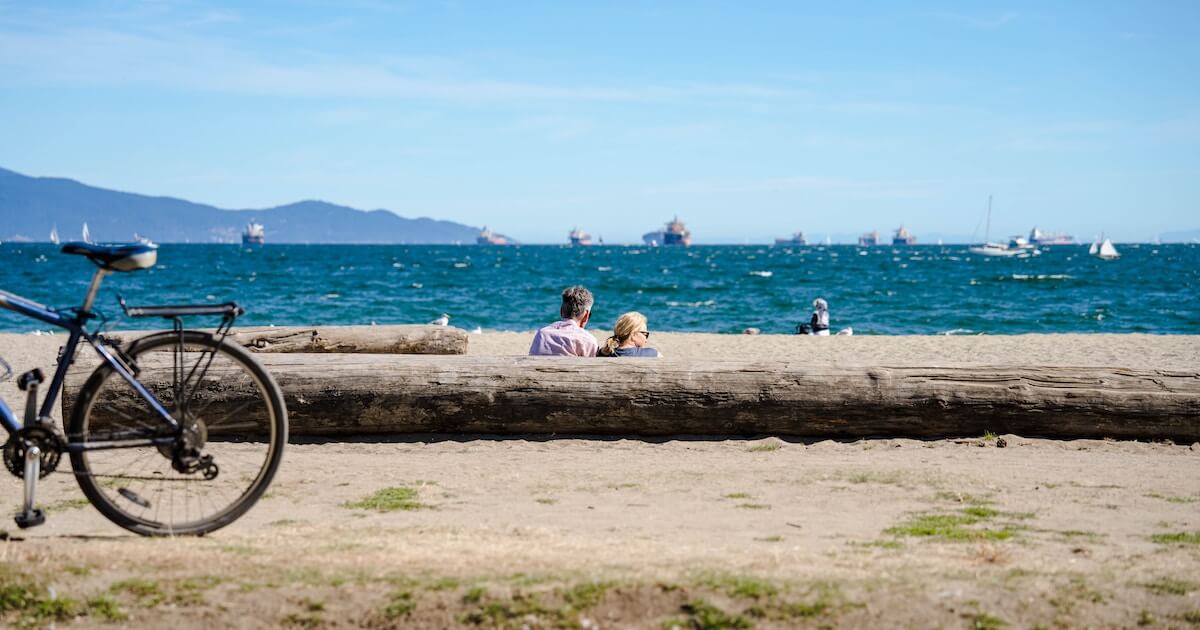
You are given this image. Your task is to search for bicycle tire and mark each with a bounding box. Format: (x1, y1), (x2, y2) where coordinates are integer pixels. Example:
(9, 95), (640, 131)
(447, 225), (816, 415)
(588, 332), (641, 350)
(68, 330), (287, 536)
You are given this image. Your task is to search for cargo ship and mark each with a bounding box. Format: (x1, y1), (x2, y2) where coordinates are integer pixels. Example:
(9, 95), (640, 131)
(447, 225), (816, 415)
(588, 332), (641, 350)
(642, 217), (691, 246)
(242, 221), (265, 246)
(858, 230), (881, 246)
(774, 231), (808, 246)
(568, 227), (593, 246)
(892, 225), (917, 245)
(1028, 227), (1076, 246)
(476, 226), (508, 245)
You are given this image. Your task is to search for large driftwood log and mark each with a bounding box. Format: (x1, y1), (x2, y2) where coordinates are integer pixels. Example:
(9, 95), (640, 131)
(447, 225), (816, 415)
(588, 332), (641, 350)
(63, 355), (1200, 441)
(110, 325), (468, 355)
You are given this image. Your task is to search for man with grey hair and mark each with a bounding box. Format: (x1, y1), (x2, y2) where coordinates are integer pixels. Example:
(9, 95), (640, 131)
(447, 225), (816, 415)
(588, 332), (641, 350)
(528, 285), (599, 356)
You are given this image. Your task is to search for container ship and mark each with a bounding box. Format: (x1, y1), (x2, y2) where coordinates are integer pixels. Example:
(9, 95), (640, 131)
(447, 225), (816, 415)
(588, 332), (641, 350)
(568, 227), (593, 246)
(476, 226), (508, 245)
(1028, 227), (1076, 246)
(774, 231), (808, 246)
(892, 225), (917, 245)
(642, 217), (692, 246)
(242, 221), (265, 246)
(858, 230), (881, 246)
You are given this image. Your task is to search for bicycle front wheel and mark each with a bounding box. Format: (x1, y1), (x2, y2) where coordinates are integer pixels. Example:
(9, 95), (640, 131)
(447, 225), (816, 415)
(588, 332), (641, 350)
(69, 330), (287, 536)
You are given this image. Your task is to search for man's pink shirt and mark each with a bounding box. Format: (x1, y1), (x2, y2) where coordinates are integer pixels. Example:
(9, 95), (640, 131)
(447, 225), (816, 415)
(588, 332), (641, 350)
(528, 319), (598, 357)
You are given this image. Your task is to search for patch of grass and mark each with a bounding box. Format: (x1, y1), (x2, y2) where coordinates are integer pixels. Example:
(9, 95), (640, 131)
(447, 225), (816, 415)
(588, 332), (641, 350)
(342, 486), (423, 512)
(1150, 531), (1200, 545)
(42, 497), (91, 513)
(607, 482), (641, 490)
(383, 590), (415, 618)
(172, 575), (223, 606)
(282, 611), (322, 628)
(747, 442), (781, 452)
(735, 503), (771, 510)
(425, 577), (461, 591)
(701, 576), (779, 600)
(462, 586), (487, 604)
(1146, 492), (1198, 503)
(86, 595), (128, 622)
(1048, 577), (1105, 614)
(23, 596), (82, 626)
(562, 581), (613, 610)
(680, 598), (751, 629)
(886, 509), (1016, 542)
(755, 535), (784, 543)
(64, 565), (92, 577)
(722, 492), (752, 499)
(1142, 577), (1199, 596)
(848, 471), (889, 484)
(0, 581), (39, 613)
(968, 611), (1006, 629)
(859, 539), (903, 549)
(459, 592), (550, 625)
(1056, 529), (1103, 540)
(982, 431), (998, 442)
(1137, 609), (1156, 626)
(110, 577), (165, 607)
(269, 519), (301, 527)
(1180, 610), (1200, 623)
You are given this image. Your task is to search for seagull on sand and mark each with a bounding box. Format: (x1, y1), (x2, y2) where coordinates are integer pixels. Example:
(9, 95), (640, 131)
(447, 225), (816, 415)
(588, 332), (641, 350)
(429, 313), (450, 326)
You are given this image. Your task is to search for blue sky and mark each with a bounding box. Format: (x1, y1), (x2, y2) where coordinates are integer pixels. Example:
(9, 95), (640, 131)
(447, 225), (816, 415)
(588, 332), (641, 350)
(1, 1), (1197, 243)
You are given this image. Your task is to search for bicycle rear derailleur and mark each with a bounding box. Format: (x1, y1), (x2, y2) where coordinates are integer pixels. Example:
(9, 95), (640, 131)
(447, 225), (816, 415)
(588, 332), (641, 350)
(3, 426), (64, 479)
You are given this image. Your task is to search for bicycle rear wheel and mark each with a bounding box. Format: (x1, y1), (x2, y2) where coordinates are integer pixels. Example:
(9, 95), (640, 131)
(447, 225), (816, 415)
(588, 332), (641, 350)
(68, 330), (287, 536)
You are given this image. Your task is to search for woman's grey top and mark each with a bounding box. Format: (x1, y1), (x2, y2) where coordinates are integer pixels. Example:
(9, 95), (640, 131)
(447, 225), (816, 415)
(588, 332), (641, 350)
(613, 346), (661, 358)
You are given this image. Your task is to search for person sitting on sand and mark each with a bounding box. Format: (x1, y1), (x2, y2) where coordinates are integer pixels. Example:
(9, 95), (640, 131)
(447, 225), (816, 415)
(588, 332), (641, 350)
(796, 297), (832, 335)
(810, 298), (831, 336)
(598, 311), (663, 358)
(528, 285), (599, 357)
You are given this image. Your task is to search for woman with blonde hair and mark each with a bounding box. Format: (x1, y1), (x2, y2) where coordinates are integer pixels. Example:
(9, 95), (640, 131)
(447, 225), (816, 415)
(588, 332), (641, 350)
(598, 311), (662, 357)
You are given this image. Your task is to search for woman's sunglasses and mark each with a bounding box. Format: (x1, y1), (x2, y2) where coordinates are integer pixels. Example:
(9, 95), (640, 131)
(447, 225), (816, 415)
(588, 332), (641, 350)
(639, 331), (651, 338)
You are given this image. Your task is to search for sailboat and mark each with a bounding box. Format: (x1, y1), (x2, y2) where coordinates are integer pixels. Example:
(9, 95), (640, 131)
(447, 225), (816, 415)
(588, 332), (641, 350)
(968, 195), (1022, 257)
(82, 222), (93, 244)
(49, 225), (60, 245)
(1091, 235), (1119, 260)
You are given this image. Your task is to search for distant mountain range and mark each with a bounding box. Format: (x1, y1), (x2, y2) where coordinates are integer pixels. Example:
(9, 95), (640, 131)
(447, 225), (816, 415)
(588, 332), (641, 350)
(0, 167), (493, 244)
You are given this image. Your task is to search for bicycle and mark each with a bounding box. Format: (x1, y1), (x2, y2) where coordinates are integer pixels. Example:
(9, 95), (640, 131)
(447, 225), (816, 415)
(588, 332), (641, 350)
(1, 242), (287, 536)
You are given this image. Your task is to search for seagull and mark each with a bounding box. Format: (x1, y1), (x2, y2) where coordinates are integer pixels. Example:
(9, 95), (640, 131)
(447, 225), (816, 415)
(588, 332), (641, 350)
(429, 313), (450, 326)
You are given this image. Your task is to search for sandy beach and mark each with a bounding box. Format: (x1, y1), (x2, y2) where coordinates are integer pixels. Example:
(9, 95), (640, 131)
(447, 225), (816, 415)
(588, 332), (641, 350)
(1, 331), (1199, 628)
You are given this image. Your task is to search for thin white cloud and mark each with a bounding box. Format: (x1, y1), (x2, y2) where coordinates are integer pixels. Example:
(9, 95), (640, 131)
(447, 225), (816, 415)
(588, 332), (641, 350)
(0, 25), (803, 105)
(928, 11), (1019, 29)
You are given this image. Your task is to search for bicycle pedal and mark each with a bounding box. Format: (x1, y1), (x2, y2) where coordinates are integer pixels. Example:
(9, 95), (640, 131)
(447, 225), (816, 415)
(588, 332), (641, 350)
(14, 508), (45, 529)
(17, 369), (44, 392)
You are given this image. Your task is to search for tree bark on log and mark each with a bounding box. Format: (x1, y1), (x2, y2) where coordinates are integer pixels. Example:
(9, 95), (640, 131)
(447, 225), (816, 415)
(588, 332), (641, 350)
(109, 325), (468, 355)
(62, 355), (1200, 441)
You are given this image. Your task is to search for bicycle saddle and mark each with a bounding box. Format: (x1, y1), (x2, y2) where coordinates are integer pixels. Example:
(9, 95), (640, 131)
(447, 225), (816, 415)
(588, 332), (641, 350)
(61, 242), (158, 272)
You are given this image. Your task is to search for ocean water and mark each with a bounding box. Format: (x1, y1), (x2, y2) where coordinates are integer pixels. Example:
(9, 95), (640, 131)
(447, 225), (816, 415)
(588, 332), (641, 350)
(0, 243), (1197, 335)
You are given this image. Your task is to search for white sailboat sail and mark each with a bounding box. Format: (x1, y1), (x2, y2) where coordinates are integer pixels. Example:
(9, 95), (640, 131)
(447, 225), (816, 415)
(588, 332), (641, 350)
(49, 225), (60, 245)
(82, 222), (92, 244)
(1097, 239), (1119, 260)
(1088, 241), (1099, 255)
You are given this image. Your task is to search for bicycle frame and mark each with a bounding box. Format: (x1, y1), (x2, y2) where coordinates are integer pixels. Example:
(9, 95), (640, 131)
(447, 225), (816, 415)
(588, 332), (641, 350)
(0, 277), (180, 452)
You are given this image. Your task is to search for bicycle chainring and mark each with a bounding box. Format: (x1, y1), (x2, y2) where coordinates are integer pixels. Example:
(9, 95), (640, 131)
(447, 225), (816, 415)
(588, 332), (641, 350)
(3, 426), (65, 479)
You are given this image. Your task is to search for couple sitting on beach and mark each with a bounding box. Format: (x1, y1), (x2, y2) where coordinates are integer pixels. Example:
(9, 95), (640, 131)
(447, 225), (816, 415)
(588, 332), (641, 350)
(528, 285), (662, 358)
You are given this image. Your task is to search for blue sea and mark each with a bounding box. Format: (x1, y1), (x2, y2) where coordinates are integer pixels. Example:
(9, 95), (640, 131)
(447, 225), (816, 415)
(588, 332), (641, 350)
(1, 243), (1197, 335)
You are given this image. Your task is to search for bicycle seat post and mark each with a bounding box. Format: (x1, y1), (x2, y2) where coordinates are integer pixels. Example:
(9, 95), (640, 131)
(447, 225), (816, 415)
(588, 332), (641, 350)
(80, 268), (111, 318)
